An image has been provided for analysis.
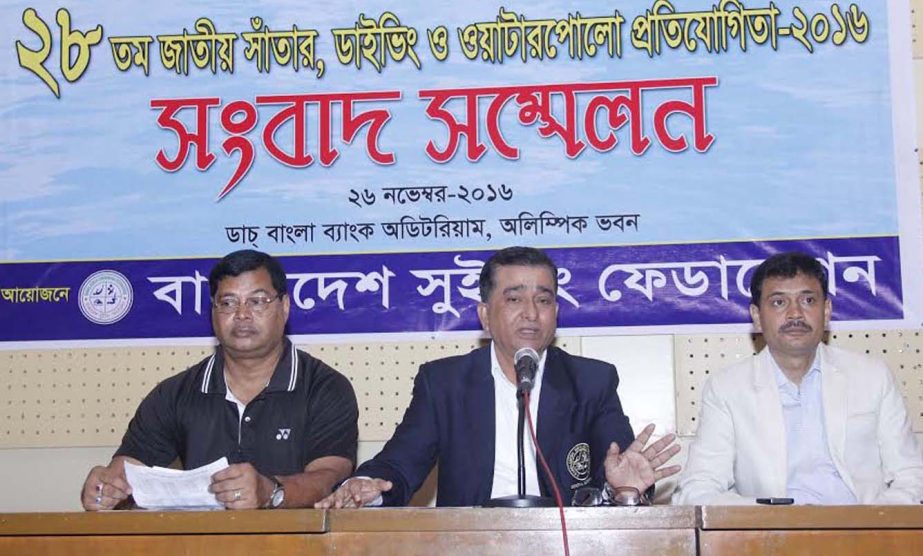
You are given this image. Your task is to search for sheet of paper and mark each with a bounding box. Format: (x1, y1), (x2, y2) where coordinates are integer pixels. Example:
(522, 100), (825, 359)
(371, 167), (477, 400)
(124, 457), (229, 510)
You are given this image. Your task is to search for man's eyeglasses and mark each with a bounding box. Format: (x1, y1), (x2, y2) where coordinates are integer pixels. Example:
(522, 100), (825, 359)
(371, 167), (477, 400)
(572, 485), (650, 507)
(572, 486), (606, 507)
(212, 294), (283, 314)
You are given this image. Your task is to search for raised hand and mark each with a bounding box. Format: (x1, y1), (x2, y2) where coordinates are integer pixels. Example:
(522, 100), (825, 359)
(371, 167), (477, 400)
(604, 423), (681, 492)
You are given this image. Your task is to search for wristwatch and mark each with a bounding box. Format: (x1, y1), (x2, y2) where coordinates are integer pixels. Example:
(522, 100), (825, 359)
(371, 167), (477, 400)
(266, 476), (285, 509)
(604, 484), (651, 507)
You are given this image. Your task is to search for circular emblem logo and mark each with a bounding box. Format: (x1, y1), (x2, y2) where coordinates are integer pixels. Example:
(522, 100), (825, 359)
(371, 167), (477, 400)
(78, 270), (133, 325)
(566, 442), (591, 483)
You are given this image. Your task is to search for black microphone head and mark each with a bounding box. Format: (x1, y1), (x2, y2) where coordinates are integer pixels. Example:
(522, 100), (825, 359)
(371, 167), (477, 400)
(514, 347), (539, 393)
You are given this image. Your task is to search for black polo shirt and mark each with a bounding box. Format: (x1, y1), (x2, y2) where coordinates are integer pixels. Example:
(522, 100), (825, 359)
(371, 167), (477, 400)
(114, 339), (358, 477)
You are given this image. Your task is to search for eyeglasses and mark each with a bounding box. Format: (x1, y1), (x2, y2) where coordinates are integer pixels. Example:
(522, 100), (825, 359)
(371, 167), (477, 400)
(213, 294), (283, 314)
(572, 485), (650, 507)
(572, 486), (606, 507)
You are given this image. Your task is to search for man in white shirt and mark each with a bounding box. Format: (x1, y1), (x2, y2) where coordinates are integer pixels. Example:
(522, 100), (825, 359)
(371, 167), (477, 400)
(675, 252), (923, 505)
(317, 246), (681, 507)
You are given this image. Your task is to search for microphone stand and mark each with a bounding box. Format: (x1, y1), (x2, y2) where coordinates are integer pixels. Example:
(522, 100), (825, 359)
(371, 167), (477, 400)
(485, 388), (556, 508)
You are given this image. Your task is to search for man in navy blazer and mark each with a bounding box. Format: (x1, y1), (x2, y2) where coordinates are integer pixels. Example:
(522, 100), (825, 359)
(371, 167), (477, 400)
(318, 246), (680, 507)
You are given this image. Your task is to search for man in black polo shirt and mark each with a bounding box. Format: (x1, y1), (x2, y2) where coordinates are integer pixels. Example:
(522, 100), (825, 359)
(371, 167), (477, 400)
(80, 250), (358, 510)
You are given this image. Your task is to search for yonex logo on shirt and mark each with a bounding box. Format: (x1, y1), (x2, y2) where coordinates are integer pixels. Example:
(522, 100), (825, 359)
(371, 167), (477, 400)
(275, 428), (291, 440)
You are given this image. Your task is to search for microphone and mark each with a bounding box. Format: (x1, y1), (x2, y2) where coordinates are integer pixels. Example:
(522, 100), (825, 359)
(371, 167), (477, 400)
(485, 345), (557, 510)
(514, 347), (539, 393)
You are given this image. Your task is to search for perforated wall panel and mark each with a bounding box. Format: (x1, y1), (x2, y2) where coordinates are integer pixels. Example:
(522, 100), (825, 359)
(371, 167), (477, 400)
(0, 338), (576, 447)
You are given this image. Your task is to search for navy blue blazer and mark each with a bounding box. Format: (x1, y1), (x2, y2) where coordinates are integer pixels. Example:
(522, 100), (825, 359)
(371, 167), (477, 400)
(356, 345), (636, 506)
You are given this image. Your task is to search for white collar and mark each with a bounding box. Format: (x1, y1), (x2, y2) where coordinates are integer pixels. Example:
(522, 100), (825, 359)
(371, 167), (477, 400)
(489, 343), (547, 389)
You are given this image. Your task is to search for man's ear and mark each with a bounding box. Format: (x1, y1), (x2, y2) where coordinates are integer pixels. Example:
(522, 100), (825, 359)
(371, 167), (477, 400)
(823, 296), (832, 329)
(749, 303), (762, 332)
(477, 302), (490, 334)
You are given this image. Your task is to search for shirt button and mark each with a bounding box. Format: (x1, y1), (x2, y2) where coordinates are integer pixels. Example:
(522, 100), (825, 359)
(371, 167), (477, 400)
(244, 416), (251, 423)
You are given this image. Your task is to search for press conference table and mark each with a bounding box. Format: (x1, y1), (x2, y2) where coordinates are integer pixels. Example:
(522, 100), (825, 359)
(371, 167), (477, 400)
(1, 505), (922, 556)
(699, 505), (923, 555)
(0, 509), (327, 555)
(0, 507), (693, 556)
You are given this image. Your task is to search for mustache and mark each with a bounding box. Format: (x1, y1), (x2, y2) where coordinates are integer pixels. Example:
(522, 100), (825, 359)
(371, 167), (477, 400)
(779, 320), (813, 333)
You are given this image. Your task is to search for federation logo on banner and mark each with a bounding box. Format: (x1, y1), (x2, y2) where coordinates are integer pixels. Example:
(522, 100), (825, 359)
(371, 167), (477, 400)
(78, 270), (133, 325)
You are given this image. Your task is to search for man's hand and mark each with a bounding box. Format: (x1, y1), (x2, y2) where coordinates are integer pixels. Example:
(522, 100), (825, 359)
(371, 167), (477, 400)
(314, 477), (393, 509)
(80, 458), (133, 511)
(605, 423), (681, 493)
(210, 463), (273, 510)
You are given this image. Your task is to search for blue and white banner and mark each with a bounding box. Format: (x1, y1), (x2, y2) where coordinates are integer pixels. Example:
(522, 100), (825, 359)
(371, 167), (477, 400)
(0, 237), (906, 343)
(1, 1), (920, 345)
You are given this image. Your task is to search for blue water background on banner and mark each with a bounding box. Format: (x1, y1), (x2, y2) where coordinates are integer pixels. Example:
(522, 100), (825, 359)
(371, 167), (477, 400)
(0, 1), (899, 260)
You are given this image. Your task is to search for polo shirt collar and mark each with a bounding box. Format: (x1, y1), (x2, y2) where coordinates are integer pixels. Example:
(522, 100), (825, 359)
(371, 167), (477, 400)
(199, 338), (299, 395)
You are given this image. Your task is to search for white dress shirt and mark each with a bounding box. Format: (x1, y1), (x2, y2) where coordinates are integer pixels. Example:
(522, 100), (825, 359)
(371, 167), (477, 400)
(772, 353), (857, 504)
(358, 344), (547, 506)
(489, 344), (545, 498)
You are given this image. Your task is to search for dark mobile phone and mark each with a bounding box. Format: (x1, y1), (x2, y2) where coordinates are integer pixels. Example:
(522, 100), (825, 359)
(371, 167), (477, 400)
(756, 497), (795, 505)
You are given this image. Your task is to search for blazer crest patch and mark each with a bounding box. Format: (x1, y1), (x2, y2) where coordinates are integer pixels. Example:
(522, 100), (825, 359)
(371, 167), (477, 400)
(566, 442), (591, 486)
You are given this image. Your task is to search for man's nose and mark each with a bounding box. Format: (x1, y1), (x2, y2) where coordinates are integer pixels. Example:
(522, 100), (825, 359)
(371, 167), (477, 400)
(233, 303), (254, 318)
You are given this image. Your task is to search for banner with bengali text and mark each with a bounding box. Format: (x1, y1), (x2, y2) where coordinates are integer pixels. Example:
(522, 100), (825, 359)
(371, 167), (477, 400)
(1, 0), (921, 346)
